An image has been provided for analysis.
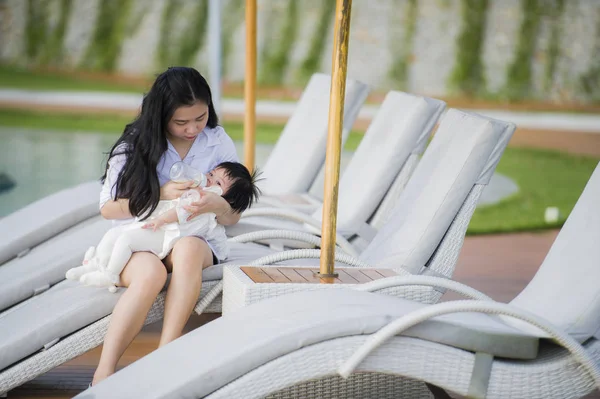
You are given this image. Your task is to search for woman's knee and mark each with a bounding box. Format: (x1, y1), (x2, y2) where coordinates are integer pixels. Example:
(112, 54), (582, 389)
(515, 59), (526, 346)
(169, 237), (212, 275)
(120, 252), (167, 288)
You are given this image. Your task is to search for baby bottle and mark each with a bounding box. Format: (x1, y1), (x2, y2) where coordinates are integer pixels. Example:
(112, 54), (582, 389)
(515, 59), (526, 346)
(169, 161), (207, 187)
(176, 189), (201, 223)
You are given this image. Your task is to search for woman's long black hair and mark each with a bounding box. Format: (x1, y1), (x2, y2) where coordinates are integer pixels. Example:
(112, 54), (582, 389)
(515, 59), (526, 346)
(102, 67), (219, 219)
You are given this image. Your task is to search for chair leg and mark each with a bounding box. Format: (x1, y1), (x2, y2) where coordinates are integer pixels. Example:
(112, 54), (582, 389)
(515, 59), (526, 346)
(425, 383), (453, 399)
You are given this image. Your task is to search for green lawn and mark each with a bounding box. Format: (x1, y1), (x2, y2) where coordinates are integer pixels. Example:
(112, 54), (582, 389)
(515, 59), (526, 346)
(468, 147), (598, 234)
(0, 108), (597, 235)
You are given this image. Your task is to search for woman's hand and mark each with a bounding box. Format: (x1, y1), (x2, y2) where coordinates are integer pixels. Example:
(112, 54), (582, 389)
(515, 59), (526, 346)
(160, 180), (195, 200)
(183, 190), (239, 225)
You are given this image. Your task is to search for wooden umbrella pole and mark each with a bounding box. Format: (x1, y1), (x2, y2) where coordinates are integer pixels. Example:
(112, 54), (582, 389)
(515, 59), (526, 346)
(319, 0), (352, 279)
(243, 0), (257, 170)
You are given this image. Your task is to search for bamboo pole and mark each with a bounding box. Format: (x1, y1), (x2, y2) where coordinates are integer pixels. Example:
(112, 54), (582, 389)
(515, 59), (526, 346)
(319, 0), (352, 279)
(244, 0), (257, 170)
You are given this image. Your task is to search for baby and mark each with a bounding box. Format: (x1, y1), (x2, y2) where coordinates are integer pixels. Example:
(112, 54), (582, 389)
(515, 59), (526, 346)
(66, 161), (260, 292)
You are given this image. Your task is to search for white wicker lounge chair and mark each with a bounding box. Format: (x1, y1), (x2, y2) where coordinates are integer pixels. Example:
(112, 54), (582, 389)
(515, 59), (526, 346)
(74, 162), (600, 399)
(0, 108), (512, 395)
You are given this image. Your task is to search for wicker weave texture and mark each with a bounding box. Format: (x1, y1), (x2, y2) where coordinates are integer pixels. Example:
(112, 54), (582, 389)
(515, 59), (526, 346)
(266, 373), (434, 399)
(208, 335), (599, 399)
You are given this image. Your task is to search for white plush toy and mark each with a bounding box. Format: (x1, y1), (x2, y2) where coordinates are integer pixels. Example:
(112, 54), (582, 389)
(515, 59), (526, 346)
(66, 246), (119, 293)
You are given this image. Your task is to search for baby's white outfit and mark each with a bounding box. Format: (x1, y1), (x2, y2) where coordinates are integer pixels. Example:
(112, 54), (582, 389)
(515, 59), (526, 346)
(66, 187), (228, 289)
(138, 186), (228, 260)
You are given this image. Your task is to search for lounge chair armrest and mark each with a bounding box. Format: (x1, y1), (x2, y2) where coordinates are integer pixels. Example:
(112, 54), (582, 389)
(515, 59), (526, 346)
(339, 300), (600, 392)
(355, 275), (493, 301)
(249, 248), (371, 268)
(237, 208), (358, 257)
(229, 229), (322, 246)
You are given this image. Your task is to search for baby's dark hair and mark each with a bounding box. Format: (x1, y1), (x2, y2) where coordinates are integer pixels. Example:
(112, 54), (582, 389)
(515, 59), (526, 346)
(217, 162), (261, 213)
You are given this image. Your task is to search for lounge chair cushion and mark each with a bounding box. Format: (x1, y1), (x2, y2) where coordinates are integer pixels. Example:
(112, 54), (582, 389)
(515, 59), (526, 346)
(204, 242), (276, 281)
(360, 110), (515, 273)
(0, 181), (101, 265)
(0, 216), (111, 312)
(259, 74), (369, 195)
(509, 163), (600, 342)
(81, 289), (539, 399)
(0, 280), (121, 372)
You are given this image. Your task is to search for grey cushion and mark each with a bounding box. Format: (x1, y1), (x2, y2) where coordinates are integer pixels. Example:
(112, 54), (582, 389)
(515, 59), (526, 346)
(204, 242), (275, 281)
(360, 109), (516, 273)
(0, 217), (112, 312)
(0, 280), (122, 371)
(509, 162), (600, 342)
(79, 289), (538, 399)
(0, 181), (101, 265)
(259, 74), (370, 195)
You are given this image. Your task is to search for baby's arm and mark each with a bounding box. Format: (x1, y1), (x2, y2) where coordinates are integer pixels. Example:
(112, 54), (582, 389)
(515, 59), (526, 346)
(142, 208), (178, 231)
(142, 188), (205, 231)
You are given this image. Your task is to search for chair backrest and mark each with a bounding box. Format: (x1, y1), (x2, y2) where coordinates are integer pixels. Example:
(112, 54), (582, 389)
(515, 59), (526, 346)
(259, 73), (370, 195)
(359, 109), (515, 274)
(309, 91), (446, 234)
(510, 163), (600, 343)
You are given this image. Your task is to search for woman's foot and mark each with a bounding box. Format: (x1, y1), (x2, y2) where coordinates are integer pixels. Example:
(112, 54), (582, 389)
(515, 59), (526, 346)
(92, 368), (113, 386)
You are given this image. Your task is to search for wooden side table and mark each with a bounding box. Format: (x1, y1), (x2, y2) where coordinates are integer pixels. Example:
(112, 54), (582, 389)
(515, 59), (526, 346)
(222, 265), (404, 314)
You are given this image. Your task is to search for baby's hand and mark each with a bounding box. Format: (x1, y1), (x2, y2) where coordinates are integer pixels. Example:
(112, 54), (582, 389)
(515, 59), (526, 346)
(142, 218), (166, 231)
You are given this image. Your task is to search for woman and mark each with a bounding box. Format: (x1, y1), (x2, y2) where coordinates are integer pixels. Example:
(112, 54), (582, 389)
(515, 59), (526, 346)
(93, 67), (240, 385)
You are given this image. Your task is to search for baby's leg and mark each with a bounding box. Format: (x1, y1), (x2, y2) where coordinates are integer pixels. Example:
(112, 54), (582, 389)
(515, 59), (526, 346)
(104, 227), (166, 278)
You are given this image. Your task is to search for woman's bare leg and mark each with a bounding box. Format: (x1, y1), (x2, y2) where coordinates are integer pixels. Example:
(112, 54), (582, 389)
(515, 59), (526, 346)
(92, 252), (167, 385)
(159, 237), (212, 347)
